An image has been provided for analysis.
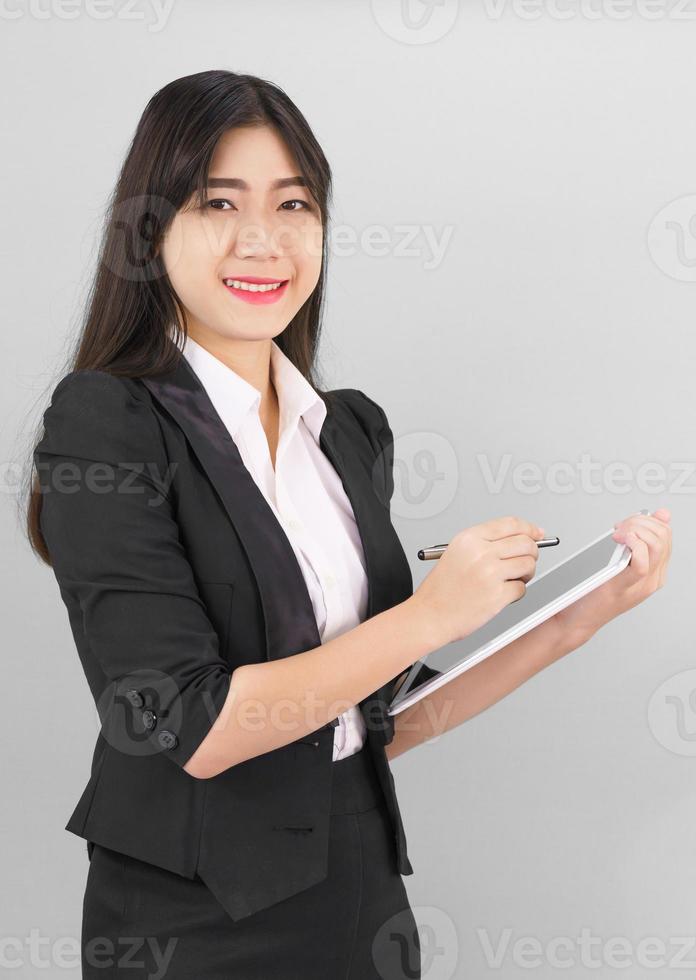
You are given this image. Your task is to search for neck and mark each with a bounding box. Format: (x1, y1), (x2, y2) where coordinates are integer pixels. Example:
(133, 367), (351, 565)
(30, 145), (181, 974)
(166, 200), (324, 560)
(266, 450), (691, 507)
(186, 323), (275, 405)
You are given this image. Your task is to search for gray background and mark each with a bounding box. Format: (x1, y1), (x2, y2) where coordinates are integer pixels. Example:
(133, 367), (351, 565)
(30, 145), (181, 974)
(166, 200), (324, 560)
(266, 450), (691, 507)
(3, 2), (695, 977)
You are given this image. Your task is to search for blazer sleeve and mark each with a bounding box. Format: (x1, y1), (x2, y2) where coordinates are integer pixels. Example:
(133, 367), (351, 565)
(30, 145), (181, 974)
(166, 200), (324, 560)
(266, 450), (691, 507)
(346, 389), (444, 691)
(345, 389), (397, 506)
(34, 369), (232, 770)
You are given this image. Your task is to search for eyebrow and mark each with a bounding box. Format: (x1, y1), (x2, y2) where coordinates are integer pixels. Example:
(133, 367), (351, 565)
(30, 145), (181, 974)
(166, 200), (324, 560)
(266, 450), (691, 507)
(207, 176), (308, 191)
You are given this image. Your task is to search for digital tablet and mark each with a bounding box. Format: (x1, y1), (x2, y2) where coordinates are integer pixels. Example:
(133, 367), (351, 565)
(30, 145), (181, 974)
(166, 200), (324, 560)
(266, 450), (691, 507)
(387, 514), (647, 717)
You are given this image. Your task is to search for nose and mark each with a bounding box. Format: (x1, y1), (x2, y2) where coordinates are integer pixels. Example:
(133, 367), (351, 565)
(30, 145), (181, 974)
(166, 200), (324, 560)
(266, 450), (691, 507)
(233, 220), (278, 261)
(228, 198), (281, 258)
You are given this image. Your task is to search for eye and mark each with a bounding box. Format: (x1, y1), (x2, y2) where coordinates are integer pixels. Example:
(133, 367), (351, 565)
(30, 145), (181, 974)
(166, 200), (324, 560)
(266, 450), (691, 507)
(206, 198), (235, 211)
(204, 198), (313, 213)
(280, 199), (312, 213)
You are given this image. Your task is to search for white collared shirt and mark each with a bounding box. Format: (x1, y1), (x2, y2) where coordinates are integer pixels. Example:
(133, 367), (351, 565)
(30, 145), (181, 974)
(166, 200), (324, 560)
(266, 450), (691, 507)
(180, 334), (368, 761)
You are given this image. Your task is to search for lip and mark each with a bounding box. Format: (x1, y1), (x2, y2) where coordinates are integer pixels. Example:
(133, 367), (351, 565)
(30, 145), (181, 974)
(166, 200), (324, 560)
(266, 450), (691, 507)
(222, 277), (289, 306)
(222, 275), (288, 284)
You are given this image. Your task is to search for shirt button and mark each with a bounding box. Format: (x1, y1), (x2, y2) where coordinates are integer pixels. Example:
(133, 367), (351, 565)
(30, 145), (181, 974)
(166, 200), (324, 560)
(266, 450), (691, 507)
(125, 689), (144, 708)
(325, 573), (336, 588)
(288, 518), (302, 531)
(141, 709), (157, 731)
(157, 730), (179, 751)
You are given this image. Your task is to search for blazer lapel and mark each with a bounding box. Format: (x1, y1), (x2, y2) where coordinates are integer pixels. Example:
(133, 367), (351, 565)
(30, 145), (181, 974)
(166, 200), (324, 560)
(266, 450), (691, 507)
(319, 406), (412, 622)
(139, 353), (409, 670)
(141, 355), (320, 664)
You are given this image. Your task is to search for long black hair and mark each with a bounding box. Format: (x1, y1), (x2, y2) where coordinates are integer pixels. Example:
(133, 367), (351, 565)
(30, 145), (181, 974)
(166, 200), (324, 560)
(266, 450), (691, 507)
(25, 69), (334, 563)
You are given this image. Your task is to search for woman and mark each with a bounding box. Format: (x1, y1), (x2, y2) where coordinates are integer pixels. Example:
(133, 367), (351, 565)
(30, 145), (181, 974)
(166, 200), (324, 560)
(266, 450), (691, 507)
(27, 70), (672, 979)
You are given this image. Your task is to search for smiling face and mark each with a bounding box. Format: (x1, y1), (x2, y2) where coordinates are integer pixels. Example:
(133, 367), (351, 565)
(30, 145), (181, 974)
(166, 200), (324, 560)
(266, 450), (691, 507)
(161, 124), (323, 346)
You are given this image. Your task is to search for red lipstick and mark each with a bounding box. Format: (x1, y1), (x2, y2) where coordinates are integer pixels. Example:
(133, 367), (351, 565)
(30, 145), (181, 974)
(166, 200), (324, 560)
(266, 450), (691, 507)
(222, 275), (289, 306)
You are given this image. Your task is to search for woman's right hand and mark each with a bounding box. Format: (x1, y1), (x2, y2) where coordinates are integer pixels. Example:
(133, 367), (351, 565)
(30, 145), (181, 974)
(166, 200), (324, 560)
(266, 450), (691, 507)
(410, 516), (547, 646)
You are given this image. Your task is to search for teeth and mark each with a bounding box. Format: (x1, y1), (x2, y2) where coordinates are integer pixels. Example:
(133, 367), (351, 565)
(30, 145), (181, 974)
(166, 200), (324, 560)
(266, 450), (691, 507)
(223, 279), (285, 292)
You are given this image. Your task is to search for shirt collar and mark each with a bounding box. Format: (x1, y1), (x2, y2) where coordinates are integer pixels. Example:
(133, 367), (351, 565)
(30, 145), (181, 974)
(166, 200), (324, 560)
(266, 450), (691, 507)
(179, 333), (327, 443)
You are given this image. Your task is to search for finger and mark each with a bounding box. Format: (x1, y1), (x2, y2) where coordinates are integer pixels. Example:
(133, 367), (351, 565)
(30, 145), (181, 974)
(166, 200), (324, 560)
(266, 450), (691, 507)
(506, 579), (528, 603)
(616, 530), (650, 578)
(500, 554), (538, 584)
(619, 519), (673, 581)
(493, 533), (540, 560)
(614, 513), (670, 540)
(613, 516), (669, 558)
(612, 523), (662, 577)
(613, 519), (670, 574)
(613, 517), (662, 549)
(481, 516), (544, 543)
(652, 507), (671, 523)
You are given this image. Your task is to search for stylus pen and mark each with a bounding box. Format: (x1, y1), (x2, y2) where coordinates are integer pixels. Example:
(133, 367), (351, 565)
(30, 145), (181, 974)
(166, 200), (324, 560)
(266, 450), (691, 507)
(417, 537), (560, 560)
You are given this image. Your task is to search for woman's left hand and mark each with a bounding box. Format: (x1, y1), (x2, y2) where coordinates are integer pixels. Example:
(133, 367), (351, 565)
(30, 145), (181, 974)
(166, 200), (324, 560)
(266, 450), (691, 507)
(548, 507), (672, 647)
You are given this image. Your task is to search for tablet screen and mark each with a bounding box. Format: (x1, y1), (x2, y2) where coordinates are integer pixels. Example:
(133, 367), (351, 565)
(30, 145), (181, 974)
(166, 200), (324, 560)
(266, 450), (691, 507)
(395, 529), (624, 704)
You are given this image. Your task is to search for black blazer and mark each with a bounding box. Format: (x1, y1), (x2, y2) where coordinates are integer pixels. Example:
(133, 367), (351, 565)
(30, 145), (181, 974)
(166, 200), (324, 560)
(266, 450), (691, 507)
(35, 348), (439, 922)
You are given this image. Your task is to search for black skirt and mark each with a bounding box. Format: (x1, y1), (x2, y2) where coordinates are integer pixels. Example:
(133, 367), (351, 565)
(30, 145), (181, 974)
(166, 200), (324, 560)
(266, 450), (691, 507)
(81, 744), (421, 979)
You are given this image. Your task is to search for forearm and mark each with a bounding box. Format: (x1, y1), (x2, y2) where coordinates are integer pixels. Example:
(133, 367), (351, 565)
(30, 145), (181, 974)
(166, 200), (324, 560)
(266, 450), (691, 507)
(386, 617), (593, 761)
(185, 596), (444, 778)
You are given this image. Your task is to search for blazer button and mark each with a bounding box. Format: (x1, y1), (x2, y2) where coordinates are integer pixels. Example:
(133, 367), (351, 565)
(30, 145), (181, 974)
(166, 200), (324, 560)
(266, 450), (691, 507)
(157, 730), (178, 751)
(141, 709), (157, 731)
(125, 689), (144, 708)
